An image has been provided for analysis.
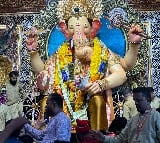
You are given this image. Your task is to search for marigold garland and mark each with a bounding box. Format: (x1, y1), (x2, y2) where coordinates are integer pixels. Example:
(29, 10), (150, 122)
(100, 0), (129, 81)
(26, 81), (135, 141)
(52, 38), (108, 113)
(89, 38), (108, 81)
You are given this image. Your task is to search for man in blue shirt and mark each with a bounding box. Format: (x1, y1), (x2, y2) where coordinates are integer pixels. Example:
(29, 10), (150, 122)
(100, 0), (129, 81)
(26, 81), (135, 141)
(0, 93), (71, 143)
(24, 93), (71, 143)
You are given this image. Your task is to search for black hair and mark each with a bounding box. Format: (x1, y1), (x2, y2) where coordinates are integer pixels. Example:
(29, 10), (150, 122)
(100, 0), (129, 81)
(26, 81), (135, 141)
(49, 93), (63, 108)
(147, 87), (154, 93)
(108, 117), (127, 135)
(123, 87), (132, 96)
(132, 87), (151, 102)
(156, 107), (160, 113)
(9, 71), (19, 78)
(19, 134), (34, 143)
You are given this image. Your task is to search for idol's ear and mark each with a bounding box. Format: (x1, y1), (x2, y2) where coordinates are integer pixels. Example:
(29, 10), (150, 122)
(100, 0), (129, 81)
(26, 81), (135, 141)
(58, 21), (72, 39)
(97, 16), (126, 57)
(47, 25), (67, 57)
(90, 19), (102, 39)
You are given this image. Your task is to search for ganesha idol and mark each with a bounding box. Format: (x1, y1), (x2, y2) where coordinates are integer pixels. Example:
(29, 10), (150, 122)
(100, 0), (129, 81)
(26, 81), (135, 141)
(25, 0), (142, 131)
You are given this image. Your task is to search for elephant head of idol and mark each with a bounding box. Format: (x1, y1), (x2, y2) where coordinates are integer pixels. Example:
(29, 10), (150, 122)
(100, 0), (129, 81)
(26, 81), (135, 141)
(57, 0), (103, 62)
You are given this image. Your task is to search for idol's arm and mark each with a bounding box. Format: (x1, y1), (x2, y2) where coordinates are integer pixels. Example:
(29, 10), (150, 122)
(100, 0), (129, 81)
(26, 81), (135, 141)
(120, 43), (140, 71)
(25, 27), (45, 74)
(29, 51), (44, 74)
(105, 64), (127, 89)
(85, 64), (127, 95)
(120, 24), (142, 71)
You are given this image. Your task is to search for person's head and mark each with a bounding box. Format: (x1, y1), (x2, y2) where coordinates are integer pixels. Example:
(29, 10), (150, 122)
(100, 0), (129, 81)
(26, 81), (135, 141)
(123, 87), (132, 101)
(133, 87), (151, 114)
(9, 71), (19, 86)
(19, 134), (33, 143)
(156, 107), (160, 113)
(147, 87), (155, 101)
(108, 117), (127, 135)
(45, 93), (63, 117)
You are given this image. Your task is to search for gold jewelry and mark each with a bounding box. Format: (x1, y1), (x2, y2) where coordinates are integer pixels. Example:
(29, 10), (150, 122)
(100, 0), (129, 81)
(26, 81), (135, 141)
(108, 54), (120, 67)
(28, 50), (38, 55)
(96, 79), (108, 92)
(129, 41), (141, 45)
(74, 39), (91, 48)
(56, 0), (103, 20)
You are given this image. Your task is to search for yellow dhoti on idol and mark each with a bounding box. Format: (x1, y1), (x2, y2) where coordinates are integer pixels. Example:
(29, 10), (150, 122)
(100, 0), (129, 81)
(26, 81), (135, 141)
(89, 95), (107, 130)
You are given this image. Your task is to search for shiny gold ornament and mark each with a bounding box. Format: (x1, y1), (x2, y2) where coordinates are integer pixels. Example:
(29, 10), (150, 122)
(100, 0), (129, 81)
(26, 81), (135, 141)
(56, 0), (103, 20)
(0, 55), (12, 87)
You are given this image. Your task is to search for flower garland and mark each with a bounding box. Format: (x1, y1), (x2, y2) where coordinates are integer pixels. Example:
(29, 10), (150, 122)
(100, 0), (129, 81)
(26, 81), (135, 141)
(90, 38), (109, 82)
(53, 37), (109, 117)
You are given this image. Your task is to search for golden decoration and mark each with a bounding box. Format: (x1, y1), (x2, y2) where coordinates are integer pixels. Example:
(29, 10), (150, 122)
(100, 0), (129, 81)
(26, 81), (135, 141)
(56, 0), (103, 20)
(0, 55), (12, 87)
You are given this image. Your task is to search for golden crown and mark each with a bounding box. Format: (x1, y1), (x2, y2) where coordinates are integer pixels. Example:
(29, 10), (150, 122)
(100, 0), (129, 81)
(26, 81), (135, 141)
(56, 0), (103, 20)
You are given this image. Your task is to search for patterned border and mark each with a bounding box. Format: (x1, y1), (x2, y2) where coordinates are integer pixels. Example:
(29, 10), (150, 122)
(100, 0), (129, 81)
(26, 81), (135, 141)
(0, 2), (159, 118)
(140, 11), (160, 97)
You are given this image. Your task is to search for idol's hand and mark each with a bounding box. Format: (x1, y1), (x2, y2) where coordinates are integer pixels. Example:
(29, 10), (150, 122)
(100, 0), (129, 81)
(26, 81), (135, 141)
(75, 45), (93, 62)
(37, 71), (50, 91)
(128, 24), (143, 44)
(84, 82), (101, 95)
(25, 27), (38, 51)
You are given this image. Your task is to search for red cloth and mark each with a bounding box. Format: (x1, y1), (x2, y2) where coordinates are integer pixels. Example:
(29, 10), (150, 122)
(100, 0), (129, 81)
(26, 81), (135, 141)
(76, 119), (90, 133)
(76, 120), (103, 143)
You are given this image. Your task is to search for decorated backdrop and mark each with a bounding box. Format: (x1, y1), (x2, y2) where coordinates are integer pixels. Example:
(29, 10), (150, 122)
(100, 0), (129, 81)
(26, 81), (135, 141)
(0, 0), (159, 120)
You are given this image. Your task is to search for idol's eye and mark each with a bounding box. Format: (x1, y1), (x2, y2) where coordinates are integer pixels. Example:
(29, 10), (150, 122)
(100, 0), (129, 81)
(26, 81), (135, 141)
(74, 7), (79, 13)
(84, 24), (89, 28)
(69, 25), (74, 29)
